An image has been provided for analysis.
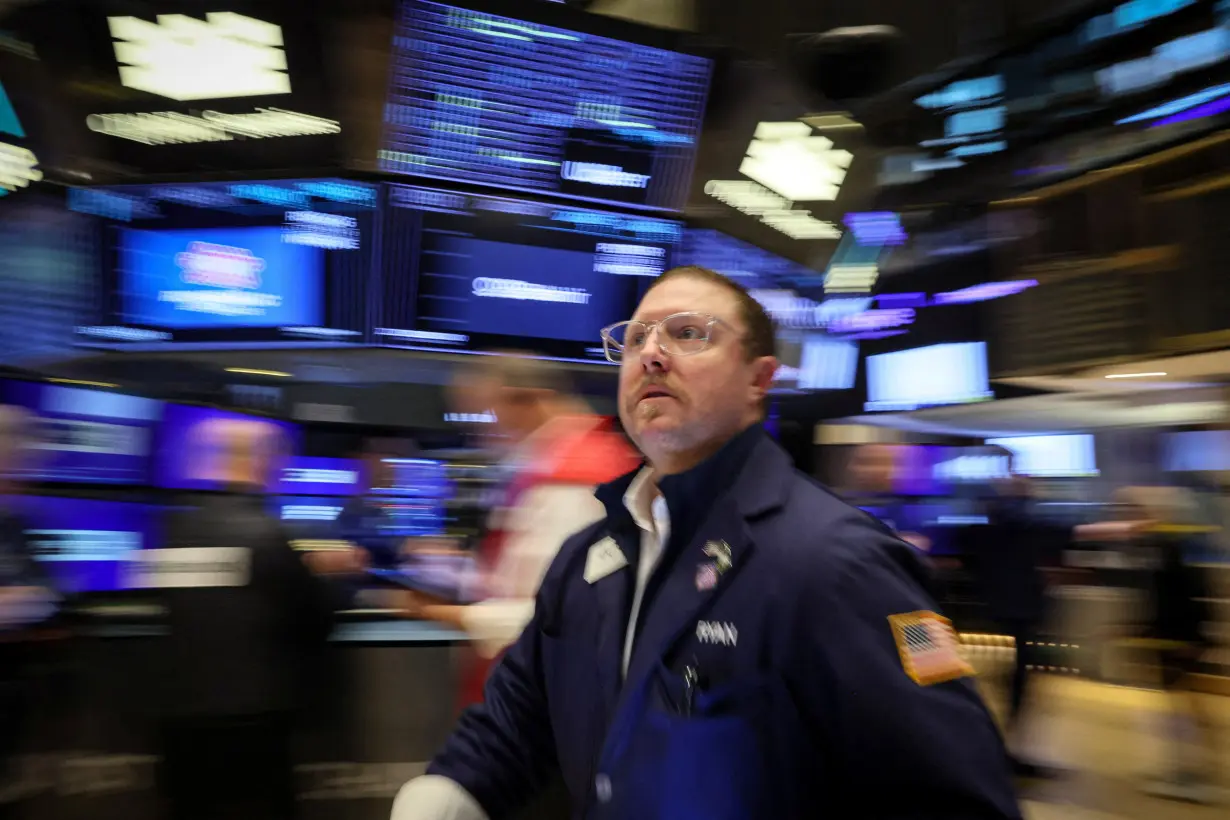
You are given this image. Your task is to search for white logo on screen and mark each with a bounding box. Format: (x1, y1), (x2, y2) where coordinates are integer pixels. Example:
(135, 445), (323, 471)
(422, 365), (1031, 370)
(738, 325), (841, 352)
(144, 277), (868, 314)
(561, 162), (650, 189)
(176, 242), (266, 289)
(472, 278), (591, 305)
(107, 13), (291, 101)
(283, 468), (358, 486)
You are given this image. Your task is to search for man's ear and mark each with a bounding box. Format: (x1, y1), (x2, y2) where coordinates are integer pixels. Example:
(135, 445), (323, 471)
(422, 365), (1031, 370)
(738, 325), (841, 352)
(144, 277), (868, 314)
(750, 356), (779, 401)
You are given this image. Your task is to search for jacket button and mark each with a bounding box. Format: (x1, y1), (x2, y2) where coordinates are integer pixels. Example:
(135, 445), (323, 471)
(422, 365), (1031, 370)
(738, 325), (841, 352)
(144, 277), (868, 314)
(595, 774), (612, 803)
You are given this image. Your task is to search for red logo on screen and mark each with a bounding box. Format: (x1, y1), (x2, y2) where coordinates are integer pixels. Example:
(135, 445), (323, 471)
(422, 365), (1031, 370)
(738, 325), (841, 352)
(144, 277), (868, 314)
(176, 242), (266, 289)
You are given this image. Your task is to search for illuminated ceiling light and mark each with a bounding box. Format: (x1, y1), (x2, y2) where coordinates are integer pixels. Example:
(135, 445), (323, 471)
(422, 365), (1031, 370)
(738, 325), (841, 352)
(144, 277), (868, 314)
(108, 12), (291, 101)
(86, 109), (339, 145)
(703, 180), (842, 241)
(933, 280), (1038, 305)
(825, 263), (879, 293)
(802, 113), (863, 131)
(1117, 83), (1230, 125)
(225, 367), (293, 378)
(0, 141), (41, 196)
(739, 121), (854, 202)
(1105, 371), (1167, 379)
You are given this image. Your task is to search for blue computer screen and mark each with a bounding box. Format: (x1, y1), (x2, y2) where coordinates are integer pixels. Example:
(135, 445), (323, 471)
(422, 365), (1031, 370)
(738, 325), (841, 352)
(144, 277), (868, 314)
(119, 226), (324, 329)
(1, 380), (162, 485)
(14, 496), (156, 594)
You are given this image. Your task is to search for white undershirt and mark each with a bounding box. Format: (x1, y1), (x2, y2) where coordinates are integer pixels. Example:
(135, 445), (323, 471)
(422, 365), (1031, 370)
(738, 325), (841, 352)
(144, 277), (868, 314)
(620, 467), (669, 677)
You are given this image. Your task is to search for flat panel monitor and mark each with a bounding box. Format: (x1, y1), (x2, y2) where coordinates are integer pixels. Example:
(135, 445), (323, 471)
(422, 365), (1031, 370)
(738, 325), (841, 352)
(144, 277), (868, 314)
(0, 380), (163, 485)
(73, 178), (378, 346)
(274, 457), (363, 496)
(1162, 429), (1230, 472)
(864, 342), (993, 412)
(986, 434), (1099, 477)
(378, 183), (681, 362)
(120, 226), (324, 329)
(153, 404), (302, 491)
(13, 496), (156, 594)
(380, 0), (711, 213)
(372, 457), (451, 499)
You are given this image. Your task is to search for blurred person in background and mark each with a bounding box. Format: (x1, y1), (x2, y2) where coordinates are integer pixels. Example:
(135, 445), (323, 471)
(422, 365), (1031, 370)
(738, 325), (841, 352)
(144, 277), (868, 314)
(394, 267), (1020, 820)
(406, 353), (640, 710)
(845, 443), (932, 553)
(1082, 486), (1218, 801)
(336, 450), (407, 570)
(148, 418), (363, 820)
(0, 406), (58, 820)
(961, 450), (1060, 778)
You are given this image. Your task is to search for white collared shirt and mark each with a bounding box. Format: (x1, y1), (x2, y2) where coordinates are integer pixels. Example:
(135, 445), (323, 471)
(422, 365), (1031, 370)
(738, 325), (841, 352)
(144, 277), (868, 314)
(620, 466), (669, 677)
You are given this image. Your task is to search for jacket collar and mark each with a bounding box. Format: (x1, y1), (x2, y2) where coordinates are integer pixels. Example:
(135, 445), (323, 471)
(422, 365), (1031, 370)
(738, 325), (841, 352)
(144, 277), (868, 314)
(596, 423), (787, 543)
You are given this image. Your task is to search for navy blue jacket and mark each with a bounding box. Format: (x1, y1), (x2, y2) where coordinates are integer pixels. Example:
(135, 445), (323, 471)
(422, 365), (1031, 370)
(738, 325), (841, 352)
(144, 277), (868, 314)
(427, 426), (1021, 819)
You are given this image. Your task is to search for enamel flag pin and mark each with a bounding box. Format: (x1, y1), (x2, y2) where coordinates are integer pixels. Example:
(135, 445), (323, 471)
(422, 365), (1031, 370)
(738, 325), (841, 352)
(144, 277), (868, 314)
(696, 540), (733, 590)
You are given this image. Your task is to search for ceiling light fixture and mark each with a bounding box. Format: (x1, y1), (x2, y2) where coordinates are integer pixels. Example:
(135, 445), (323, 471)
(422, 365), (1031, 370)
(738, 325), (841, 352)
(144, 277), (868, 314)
(1105, 371), (1167, 379)
(739, 121), (854, 202)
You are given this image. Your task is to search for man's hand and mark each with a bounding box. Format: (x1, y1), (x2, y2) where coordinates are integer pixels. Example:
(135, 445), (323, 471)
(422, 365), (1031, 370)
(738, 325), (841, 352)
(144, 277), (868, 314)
(302, 547), (369, 576)
(394, 590), (468, 629)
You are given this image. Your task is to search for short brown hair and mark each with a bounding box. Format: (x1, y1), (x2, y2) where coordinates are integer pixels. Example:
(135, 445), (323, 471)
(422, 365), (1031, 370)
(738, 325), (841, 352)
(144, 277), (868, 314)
(648, 266), (777, 361)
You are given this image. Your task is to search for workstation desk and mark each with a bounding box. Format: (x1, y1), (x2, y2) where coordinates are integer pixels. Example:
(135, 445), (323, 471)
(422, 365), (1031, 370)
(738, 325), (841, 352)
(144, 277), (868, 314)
(7, 611), (468, 820)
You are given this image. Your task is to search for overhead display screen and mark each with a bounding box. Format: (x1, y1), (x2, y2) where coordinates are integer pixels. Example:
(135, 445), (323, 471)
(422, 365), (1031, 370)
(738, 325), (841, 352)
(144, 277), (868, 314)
(0, 380), (163, 485)
(380, 0), (711, 212)
(864, 342), (993, 412)
(75, 178), (377, 345)
(986, 434), (1099, 478)
(120, 226), (323, 329)
(377, 183), (682, 361)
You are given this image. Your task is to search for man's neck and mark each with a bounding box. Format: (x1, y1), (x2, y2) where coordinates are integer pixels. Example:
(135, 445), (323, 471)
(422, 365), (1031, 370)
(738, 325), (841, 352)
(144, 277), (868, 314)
(651, 420), (761, 477)
(652, 440), (726, 477)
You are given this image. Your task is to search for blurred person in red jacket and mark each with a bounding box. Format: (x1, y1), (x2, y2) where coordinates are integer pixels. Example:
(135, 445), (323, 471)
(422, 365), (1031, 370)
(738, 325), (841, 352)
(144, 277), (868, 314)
(408, 353), (641, 708)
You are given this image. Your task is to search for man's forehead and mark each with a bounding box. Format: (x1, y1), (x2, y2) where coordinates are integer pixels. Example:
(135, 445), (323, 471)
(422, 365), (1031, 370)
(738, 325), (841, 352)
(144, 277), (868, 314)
(633, 276), (738, 320)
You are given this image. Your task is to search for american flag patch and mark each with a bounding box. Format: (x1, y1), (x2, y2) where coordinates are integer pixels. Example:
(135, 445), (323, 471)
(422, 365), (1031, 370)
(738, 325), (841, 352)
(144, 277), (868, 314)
(887, 611), (974, 686)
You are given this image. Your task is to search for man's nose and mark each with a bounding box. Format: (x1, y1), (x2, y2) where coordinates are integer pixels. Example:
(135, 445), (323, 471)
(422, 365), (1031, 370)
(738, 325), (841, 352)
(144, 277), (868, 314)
(636, 326), (669, 372)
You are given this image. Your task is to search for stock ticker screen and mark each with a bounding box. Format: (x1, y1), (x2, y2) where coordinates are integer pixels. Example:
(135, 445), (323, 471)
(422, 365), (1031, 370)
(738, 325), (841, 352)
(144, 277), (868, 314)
(380, 0), (711, 212)
(377, 183), (681, 361)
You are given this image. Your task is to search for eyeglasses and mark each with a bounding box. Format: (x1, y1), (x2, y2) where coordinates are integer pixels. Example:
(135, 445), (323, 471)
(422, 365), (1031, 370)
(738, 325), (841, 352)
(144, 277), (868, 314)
(600, 312), (728, 364)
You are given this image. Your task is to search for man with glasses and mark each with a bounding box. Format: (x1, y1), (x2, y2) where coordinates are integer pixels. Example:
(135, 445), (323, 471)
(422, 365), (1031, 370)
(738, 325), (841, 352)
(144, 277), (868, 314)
(393, 267), (1020, 819)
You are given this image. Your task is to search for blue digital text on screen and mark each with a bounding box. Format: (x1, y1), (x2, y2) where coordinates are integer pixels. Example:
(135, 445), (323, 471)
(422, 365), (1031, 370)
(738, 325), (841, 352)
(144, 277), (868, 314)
(120, 227), (324, 329)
